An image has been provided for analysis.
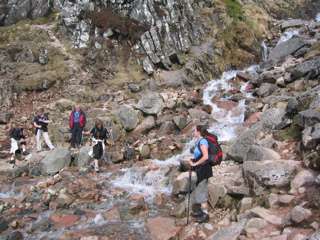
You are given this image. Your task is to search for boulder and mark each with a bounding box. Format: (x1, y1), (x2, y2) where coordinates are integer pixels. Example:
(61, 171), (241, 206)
(40, 148), (71, 175)
(207, 219), (247, 240)
(143, 58), (154, 74)
(117, 105), (140, 131)
(244, 145), (281, 162)
(136, 93), (163, 115)
(188, 108), (212, 121)
(281, 19), (303, 31)
(173, 116), (190, 130)
(255, 83), (276, 98)
(291, 170), (317, 190)
(207, 184), (220, 208)
(244, 217), (267, 230)
(291, 57), (320, 81)
(0, 113), (10, 123)
(132, 116), (155, 135)
(243, 160), (299, 189)
(74, 146), (92, 167)
(263, 38), (312, 69)
(290, 206), (312, 223)
(172, 171), (196, 195)
(250, 206), (283, 226)
(159, 70), (191, 88)
(145, 217), (175, 240)
(298, 109), (320, 128)
(237, 197), (253, 214)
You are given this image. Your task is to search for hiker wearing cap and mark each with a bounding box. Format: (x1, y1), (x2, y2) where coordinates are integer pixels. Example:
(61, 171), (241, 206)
(34, 108), (54, 152)
(9, 122), (28, 164)
(69, 104), (86, 148)
(188, 125), (213, 223)
(82, 119), (111, 172)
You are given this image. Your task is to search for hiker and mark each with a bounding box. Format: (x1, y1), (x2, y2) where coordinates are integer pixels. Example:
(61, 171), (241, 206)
(9, 122), (28, 164)
(188, 125), (213, 223)
(82, 119), (111, 172)
(69, 104), (86, 148)
(34, 108), (55, 152)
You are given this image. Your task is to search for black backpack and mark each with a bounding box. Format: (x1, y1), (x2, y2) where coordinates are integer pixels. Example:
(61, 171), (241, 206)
(197, 133), (223, 166)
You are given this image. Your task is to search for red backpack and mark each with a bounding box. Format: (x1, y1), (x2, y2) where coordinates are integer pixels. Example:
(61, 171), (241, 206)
(197, 133), (223, 166)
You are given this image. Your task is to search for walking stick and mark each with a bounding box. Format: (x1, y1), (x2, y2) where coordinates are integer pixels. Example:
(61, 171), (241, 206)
(187, 166), (192, 224)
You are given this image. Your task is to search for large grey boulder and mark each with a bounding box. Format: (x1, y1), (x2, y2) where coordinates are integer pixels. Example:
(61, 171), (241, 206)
(281, 19), (303, 31)
(173, 116), (190, 130)
(142, 58), (154, 75)
(40, 148), (71, 175)
(117, 105), (140, 131)
(0, 113), (10, 124)
(136, 93), (163, 115)
(255, 83), (276, 98)
(290, 206), (312, 223)
(298, 109), (320, 128)
(291, 57), (320, 81)
(159, 71), (191, 88)
(172, 172), (196, 195)
(243, 160), (299, 190)
(74, 146), (92, 167)
(263, 38), (312, 69)
(207, 219), (247, 240)
(244, 145), (281, 162)
(290, 170), (317, 190)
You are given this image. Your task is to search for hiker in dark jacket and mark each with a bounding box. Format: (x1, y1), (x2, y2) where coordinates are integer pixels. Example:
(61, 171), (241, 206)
(9, 122), (28, 164)
(34, 108), (55, 152)
(188, 125), (213, 223)
(83, 119), (111, 172)
(69, 104), (86, 148)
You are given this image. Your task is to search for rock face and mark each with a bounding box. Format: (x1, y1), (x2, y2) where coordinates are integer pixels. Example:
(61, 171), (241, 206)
(40, 148), (71, 174)
(145, 217), (175, 240)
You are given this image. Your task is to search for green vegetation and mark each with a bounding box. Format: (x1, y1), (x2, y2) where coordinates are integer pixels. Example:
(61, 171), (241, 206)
(221, 0), (244, 21)
(273, 116), (303, 141)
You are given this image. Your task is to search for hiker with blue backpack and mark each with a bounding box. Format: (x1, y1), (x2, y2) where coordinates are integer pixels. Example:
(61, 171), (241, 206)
(188, 125), (217, 223)
(82, 119), (111, 172)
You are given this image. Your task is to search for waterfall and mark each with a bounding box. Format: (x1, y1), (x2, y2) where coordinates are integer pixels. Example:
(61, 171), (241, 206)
(316, 12), (320, 21)
(277, 29), (300, 45)
(110, 66), (259, 199)
(261, 42), (270, 61)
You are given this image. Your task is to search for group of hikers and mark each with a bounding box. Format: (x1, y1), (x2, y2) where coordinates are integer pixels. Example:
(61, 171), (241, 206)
(9, 104), (112, 172)
(9, 103), (215, 223)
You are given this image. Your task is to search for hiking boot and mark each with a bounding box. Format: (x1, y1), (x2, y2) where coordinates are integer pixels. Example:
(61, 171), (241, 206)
(190, 210), (203, 218)
(196, 213), (209, 223)
(94, 165), (100, 172)
(10, 159), (15, 164)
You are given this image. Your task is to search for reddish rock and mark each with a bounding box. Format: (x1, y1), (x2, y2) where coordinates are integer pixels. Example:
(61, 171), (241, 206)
(28, 214), (39, 220)
(75, 178), (92, 189)
(0, 176), (8, 183)
(56, 192), (76, 205)
(148, 164), (160, 171)
(130, 193), (145, 200)
(217, 101), (239, 111)
(146, 217), (176, 240)
(67, 184), (80, 193)
(21, 185), (30, 195)
(2, 198), (15, 206)
(245, 112), (262, 124)
(245, 83), (255, 92)
(150, 148), (161, 160)
(36, 181), (48, 190)
(77, 191), (97, 199)
(51, 213), (62, 223)
(108, 165), (121, 171)
(202, 104), (213, 114)
(103, 207), (121, 221)
(236, 72), (252, 82)
(15, 195), (27, 206)
(54, 214), (79, 230)
(49, 201), (58, 210)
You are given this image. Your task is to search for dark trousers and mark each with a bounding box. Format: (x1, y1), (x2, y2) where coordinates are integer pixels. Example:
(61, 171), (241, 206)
(71, 123), (83, 146)
(93, 142), (103, 159)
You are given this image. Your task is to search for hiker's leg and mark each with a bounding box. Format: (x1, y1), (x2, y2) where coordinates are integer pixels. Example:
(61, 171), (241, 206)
(70, 126), (77, 147)
(36, 129), (42, 151)
(76, 126), (83, 146)
(43, 132), (54, 150)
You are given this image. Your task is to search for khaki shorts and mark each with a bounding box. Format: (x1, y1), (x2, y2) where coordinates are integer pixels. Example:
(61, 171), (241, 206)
(194, 179), (208, 204)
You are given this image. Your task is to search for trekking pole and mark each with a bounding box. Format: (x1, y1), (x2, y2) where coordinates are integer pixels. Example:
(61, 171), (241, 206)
(187, 166), (192, 225)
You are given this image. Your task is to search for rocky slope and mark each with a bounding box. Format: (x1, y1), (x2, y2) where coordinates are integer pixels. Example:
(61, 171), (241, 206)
(0, 0), (320, 240)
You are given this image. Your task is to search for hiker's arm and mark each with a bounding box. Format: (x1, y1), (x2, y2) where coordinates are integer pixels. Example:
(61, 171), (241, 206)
(82, 130), (90, 135)
(34, 121), (42, 128)
(190, 144), (209, 167)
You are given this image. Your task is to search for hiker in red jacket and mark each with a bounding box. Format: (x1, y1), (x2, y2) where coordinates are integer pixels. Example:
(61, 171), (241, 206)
(69, 104), (86, 148)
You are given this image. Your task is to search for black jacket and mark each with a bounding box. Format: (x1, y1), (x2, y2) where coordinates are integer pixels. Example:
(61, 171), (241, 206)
(10, 126), (25, 140)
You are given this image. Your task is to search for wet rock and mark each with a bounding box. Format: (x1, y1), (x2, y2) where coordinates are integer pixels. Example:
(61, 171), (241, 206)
(31, 217), (51, 232)
(117, 105), (140, 131)
(250, 206), (283, 226)
(146, 217), (175, 240)
(29, 166), (41, 177)
(207, 219), (247, 240)
(40, 147), (71, 175)
(281, 19), (303, 31)
(237, 72), (251, 82)
(0, 221), (9, 233)
(290, 170), (316, 190)
(74, 146), (92, 167)
(290, 206), (312, 223)
(12, 166), (29, 179)
(244, 145), (281, 162)
(54, 214), (79, 230)
(136, 93), (163, 115)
